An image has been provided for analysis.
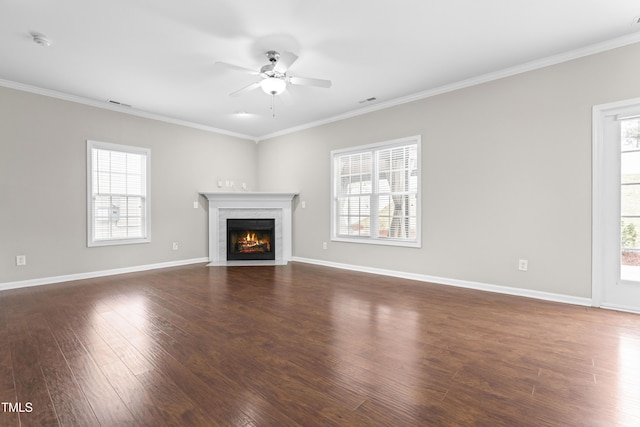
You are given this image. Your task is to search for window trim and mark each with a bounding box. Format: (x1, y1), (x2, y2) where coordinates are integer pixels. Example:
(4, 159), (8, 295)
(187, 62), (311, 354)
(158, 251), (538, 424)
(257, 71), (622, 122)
(330, 135), (421, 248)
(87, 140), (151, 247)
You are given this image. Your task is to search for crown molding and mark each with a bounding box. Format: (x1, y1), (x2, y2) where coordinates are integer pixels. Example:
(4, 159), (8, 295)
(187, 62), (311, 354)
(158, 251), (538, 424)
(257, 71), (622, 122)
(256, 32), (640, 142)
(0, 79), (257, 142)
(3, 31), (640, 144)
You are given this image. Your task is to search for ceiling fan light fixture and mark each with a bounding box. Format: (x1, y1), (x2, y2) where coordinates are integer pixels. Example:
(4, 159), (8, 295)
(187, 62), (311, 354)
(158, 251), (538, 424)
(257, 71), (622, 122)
(260, 77), (286, 95)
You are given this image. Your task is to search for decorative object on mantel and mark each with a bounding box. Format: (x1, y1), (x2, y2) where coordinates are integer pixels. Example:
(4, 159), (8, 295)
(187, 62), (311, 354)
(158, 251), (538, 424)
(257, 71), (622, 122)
(200, 192), (298, 266)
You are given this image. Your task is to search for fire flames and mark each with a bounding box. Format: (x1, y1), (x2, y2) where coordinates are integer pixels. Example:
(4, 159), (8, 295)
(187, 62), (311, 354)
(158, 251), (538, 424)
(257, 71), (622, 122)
(236, 231), (271, 253)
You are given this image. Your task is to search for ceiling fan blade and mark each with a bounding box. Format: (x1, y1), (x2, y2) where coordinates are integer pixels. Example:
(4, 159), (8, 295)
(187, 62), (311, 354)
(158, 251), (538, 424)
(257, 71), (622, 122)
(215, 61), (259, 75)
(288, 76), (332, 88)
(229, 81), (261, 97)
(273, 51), (298, 74)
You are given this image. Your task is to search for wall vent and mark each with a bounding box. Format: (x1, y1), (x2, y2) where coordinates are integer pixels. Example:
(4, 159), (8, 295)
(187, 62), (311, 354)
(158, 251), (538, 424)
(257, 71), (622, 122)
(358, 97), (377, 104)
(107, 100), (132, 107)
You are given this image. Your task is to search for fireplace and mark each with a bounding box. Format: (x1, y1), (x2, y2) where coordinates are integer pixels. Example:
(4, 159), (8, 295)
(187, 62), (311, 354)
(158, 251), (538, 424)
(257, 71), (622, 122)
(201, 192), (297, 266)
(227, 218), (275, 261)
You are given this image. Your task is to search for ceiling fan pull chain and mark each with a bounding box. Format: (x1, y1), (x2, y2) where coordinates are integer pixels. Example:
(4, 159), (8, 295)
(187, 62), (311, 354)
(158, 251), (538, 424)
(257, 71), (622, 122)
(271, 93), (276, 117)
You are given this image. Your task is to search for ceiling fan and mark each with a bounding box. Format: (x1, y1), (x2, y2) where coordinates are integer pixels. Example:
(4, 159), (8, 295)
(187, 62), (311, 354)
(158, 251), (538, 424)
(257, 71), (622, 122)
(217, 50), (332, 98)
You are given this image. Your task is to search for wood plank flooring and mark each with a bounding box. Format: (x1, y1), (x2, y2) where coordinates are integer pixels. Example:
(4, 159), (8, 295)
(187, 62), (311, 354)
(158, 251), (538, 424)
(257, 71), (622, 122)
(1, 262), (640, 426)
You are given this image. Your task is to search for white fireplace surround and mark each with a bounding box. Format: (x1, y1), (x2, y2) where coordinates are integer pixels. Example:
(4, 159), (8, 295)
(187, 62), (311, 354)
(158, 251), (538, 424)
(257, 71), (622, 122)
(201, 192), (298, 266)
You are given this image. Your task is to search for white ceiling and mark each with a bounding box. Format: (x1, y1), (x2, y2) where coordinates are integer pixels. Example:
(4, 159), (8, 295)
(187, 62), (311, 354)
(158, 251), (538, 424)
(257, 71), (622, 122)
(2, 0), (640, 140)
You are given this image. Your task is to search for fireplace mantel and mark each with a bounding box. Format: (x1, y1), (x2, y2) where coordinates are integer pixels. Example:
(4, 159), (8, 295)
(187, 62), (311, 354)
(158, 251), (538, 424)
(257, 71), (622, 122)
(201, 192), (298, 266)
(201, 192), (298, 204)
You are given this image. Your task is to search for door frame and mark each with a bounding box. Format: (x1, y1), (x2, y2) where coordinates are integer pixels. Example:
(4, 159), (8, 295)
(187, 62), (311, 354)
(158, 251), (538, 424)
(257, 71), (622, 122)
(592, 97), (640, 313)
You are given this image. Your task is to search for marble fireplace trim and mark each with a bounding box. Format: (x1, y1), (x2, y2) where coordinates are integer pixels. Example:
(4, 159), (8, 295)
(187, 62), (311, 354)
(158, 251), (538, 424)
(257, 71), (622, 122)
(201, 192), (297, 266)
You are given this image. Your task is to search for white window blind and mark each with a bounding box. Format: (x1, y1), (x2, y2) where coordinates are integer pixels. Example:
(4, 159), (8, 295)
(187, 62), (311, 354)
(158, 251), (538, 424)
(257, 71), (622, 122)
(87, 140), (151, 246)
(332, 136), (420, 247)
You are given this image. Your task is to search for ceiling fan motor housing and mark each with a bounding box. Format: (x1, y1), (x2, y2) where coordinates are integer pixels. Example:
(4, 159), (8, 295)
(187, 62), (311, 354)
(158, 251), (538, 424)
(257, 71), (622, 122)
(260, 63), (276, 77)
(260, 51), (284, 78)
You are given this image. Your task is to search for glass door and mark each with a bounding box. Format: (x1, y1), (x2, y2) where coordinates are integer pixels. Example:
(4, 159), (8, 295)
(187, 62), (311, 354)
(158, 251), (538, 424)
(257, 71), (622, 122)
(620, 118), (640, 283)
(594, 101), (640, 313)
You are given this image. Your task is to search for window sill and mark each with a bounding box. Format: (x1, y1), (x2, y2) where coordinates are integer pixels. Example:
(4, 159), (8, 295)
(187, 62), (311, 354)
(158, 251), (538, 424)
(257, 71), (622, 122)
(331, 236), (421, 248)
(88, 238), (151, 247)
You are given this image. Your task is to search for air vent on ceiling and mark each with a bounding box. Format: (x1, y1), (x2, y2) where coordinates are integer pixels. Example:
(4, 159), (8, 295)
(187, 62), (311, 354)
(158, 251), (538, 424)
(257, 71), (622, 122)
(107, 100), (132, 107)
(30, 32), (51, 47)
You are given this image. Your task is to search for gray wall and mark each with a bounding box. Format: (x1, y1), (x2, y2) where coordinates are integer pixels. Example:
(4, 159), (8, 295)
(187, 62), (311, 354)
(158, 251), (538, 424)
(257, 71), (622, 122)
(257, 42), (640, 299)
(0, 86), (256, 283)
(4, 42), (640, 299)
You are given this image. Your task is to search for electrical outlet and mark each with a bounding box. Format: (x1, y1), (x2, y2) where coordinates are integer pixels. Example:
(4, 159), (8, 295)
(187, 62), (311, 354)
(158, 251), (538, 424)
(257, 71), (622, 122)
(193, 201), (198, 209)
(16, 255), (26, 266)
(301, 201), (306, 209)
(172, 242), (179, 251)
(518, 259), (528, 271)
(322, 242), (327, 250)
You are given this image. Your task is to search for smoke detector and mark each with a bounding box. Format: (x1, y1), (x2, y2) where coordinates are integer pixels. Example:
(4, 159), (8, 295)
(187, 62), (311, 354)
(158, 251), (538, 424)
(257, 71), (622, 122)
(31, 32), (52, 47)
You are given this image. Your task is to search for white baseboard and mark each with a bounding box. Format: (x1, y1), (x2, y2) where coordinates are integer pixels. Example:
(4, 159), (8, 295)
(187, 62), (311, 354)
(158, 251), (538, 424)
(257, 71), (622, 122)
(0, 258), (209, 292)
(2, 256), (594, 309)
(291, 256), (593, 307)
(599, 303), (640, 315)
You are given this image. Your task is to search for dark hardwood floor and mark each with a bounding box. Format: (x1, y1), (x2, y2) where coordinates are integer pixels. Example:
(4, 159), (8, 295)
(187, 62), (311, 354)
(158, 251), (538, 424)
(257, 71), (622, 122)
(1, 262), (640, 426)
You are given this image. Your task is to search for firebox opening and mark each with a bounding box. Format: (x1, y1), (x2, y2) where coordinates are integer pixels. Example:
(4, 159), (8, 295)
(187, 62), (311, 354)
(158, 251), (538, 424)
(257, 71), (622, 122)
(227, 218), (275, 261)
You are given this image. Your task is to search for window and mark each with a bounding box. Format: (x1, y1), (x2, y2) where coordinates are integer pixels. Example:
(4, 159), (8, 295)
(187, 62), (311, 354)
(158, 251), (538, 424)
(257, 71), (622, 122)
(87, 140), (150, 246)
(331, 136), (420, 247)
(620, 117), (640, 281)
